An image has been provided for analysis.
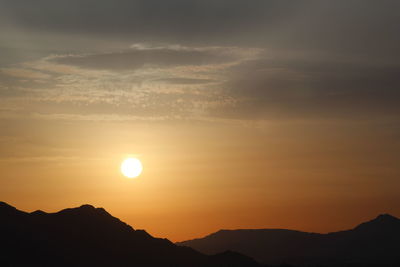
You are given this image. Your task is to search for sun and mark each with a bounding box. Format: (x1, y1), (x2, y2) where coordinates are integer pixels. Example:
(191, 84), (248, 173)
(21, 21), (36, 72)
(121, 158), (143, 178)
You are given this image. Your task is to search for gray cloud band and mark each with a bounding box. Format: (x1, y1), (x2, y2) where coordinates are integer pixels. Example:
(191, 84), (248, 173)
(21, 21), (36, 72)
(1, 0), (399, 121)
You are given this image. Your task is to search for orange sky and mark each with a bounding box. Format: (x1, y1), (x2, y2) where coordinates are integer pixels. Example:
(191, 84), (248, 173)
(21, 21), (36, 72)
(1, 119), (399, 241)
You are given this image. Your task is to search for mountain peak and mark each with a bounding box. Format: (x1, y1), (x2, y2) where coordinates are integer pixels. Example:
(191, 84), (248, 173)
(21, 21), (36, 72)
(31, 210), (47, 215)
(375, 213), (398, 221)
(58, 204), (110, 217)
(354, 213), (400, 231)
(79, 204), (96, 209)
(368, 213), (399, 225)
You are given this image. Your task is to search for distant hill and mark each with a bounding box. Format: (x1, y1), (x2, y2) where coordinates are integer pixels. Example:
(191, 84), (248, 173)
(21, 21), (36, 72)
(177, 214), (400, 266)
(0, 202), (260, 267)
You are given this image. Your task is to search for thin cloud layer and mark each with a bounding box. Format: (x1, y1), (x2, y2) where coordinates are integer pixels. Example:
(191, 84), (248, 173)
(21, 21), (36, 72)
(220, 59), (400, 119)
(1, 1), (399, 58)
(1, 45), (255, 121)
(0, 0), (399, 122)
(51, 47), (239, 71)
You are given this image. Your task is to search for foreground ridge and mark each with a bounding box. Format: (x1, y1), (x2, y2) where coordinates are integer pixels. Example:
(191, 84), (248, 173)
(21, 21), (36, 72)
(0, 202), (259, 267)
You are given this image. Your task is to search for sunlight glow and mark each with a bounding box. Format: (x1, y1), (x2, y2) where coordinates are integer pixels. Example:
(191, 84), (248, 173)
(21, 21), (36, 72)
(121, 158), (143, 178)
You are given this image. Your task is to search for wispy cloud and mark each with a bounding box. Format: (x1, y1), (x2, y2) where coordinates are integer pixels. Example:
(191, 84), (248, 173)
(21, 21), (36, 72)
(0, 45), (259, 122)
(1, 68), (52, 80)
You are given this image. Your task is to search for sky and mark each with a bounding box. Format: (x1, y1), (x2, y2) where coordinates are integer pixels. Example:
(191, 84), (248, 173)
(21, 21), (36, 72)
(0, 0), (399, 242)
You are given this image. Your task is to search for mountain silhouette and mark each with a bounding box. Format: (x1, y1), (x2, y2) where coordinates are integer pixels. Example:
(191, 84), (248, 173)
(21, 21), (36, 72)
(177, 214), (400, 266)
(0, 202), (260, 267)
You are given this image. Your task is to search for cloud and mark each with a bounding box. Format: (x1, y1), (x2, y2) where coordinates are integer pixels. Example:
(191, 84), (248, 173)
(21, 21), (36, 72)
(1, 1), (399, 60)
(152, 78), (216, 85)
(216, 58), (400, 119)
(1, 1), (400, 123)
(2, 43), (400, 123)
(0, 44), (250, 121)
(1, 68), (51, 80)
(0, 1), (297, 40)
(49, 45), (253, 71)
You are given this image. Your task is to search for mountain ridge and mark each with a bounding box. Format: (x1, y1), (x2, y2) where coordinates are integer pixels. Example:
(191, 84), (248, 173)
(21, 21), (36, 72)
(0, 201), (260, 267)
(177, 214), (400, 266)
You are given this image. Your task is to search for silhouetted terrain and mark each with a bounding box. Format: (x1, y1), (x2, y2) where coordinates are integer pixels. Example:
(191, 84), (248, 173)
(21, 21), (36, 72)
(0, 202), (259, 267)
(178, 214), (400, 266)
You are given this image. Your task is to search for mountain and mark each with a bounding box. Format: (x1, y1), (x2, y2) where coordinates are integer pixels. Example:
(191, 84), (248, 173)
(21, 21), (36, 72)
(0, 202), (260, 267)
(177, 214), (400, 266)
